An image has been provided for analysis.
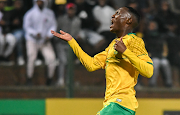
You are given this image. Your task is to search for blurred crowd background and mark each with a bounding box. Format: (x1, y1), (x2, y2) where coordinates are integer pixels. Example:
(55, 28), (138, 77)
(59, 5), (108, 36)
(0, 0), (180, 88)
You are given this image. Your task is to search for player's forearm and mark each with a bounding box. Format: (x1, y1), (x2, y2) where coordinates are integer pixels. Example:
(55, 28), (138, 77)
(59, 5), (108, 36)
(68, 38), (102, 72)
(123, 49), (153, 78)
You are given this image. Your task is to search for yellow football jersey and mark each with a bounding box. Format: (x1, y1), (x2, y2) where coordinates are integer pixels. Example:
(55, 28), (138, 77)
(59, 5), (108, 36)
(68, 33), (153, 111)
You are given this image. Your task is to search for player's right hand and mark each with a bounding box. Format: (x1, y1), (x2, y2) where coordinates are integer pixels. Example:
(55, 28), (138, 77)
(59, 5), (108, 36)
(51, 30), (73, 41)
(114, 37), (127, 53)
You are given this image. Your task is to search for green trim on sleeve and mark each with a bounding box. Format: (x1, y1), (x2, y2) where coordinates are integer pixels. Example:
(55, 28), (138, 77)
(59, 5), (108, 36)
(147, 62), (153, 65)
(137, 54), (148, 57)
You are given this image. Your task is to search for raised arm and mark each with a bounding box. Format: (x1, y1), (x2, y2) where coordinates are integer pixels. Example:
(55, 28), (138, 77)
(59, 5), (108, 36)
(51, 30), (107, 71)
(51, 30), (72, 41)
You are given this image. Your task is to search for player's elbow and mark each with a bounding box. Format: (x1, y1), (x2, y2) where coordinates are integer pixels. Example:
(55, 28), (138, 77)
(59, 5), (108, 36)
(146, 72), (153, 78)
(86, 66), (99, 72)
(145, 65), (154, 78)
(87, 68), (95, 72)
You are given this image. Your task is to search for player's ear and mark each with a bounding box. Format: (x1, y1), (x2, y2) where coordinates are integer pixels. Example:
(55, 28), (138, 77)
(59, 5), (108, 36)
(126, 18), (132, 24)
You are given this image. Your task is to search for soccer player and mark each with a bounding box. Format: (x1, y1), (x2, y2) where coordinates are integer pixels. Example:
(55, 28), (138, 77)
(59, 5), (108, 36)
(51, 7), (153, 115)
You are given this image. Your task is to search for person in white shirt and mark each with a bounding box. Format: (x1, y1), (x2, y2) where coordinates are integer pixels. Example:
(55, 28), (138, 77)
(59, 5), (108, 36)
(93, 0), (116, 44)
(23, 0), (57, 85)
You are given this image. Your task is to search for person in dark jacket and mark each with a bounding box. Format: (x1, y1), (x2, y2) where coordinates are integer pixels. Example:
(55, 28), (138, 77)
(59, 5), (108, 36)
(0, 0), (16, 65)
(11, 0), (26, 65)
(144, 20), (172, 87)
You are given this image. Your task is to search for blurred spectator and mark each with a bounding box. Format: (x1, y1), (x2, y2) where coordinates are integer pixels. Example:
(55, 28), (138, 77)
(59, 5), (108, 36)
(165, 21), (180, 87)
(75, 0), (106, 56)
(155, 0), (178, 33)
(93, 0), (116, 45)
(127, 0), (158, 38)
(11, 0), (25, 65)
(46, 0), (54, 8)
(98, 0), (116, 9)
(55, 0), (66, 5)
(0, 0), (16, 65)
(52, 3), (66, 18)
(67, 0), (73, 3)
(55, 3), (81, 86)
(168, 0), (180, 14)
(113, 0), (127, 9)
(136, 0), (152, 13)
(23, 0), (57, 86)
(4, 0), (13, 11)
(144, 20), (172, 87)
(22, 0), (33, 12)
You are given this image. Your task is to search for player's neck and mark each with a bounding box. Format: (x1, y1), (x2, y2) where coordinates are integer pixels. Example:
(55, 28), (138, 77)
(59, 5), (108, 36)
(116, 29), (133, 38)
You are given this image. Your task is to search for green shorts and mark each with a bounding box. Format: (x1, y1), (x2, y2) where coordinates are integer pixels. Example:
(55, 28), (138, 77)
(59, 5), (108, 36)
(96, 102), (135, 115)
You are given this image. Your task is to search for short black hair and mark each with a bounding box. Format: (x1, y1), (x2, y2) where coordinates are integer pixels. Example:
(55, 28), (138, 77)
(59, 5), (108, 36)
(125, 6), (140, 23)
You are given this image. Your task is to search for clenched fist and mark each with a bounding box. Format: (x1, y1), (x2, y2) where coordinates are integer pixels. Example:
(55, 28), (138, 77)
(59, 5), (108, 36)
(114, 37), (127, 53)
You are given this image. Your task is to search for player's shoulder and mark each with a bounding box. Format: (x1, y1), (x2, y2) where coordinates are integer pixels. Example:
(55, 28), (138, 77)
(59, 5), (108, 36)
(135, 35), (146, 47)
(135, 35), (144, 43)
(127, 33), (146, 48)
(127, 33), (148, 55)
(129, 33), (144, 43)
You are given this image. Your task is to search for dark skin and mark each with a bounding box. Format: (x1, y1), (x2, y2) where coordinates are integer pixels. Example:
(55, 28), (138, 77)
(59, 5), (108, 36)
(36, 0), (44, 10)
(111, 7), (138, 53)
(51, 7), (138, 53)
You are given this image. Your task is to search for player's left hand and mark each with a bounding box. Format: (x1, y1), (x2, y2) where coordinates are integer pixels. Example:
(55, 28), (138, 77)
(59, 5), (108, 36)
(51, 30), (72, 41)
(114, 37), (127, 53)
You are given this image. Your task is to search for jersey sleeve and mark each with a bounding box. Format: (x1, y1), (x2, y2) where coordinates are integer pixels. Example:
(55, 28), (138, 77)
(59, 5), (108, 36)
(68, 38), (108, 72)
(122, 49), (153, 78)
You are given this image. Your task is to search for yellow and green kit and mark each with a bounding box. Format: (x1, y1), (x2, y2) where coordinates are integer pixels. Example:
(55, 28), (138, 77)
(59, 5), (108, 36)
(68, 33), (153, 114)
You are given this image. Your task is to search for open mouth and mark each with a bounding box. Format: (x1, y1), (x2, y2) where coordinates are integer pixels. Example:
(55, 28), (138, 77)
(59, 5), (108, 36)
(111, 19), (113, 25)
(110, 19), (114, 28)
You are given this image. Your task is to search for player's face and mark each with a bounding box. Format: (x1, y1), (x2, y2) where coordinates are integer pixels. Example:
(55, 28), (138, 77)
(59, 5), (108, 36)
(110, 7), (128, 33)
